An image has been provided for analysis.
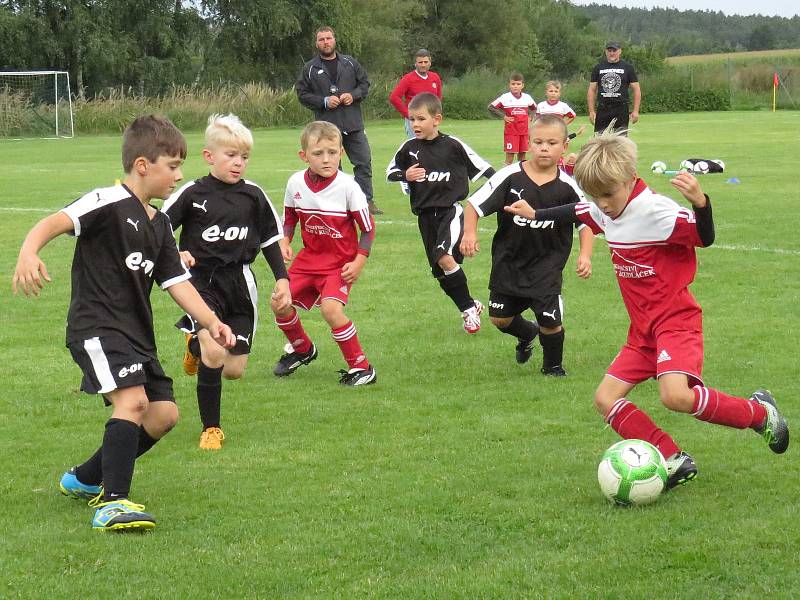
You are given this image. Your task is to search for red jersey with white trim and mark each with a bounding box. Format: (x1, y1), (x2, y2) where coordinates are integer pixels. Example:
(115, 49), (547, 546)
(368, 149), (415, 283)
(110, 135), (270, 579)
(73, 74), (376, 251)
(536, 100), (576, 120)
(389, 70), (443, 118)
(574, 179), (704, 336)
(490, 92), (536, 136)
(283, 169), (374, 274)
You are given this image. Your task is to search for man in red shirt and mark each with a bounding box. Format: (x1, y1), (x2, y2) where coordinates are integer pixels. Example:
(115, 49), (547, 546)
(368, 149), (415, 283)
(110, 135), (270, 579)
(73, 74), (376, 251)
(389, 49), (443, 138)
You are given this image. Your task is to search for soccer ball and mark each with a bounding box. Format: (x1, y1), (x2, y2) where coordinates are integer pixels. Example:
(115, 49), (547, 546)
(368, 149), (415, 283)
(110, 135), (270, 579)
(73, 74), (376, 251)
(650, 160), (667, 174)
(711, 159), (725, 171)
(679, 159), (694, 171)
(597, 440), (667, 506)
(693, 161), (709, 174)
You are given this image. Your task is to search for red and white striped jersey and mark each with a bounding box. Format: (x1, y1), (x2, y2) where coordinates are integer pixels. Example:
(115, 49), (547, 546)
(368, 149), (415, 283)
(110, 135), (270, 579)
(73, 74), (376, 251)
(490, 92), (536, 136)
(575, 179), (704, 335)
(283, 169), (374, 274)
(535, 100), (576, 120)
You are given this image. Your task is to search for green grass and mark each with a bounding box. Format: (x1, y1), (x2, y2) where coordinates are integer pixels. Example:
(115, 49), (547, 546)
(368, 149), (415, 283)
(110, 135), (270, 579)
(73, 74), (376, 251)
(666, 48), (800, 65)
(1, 112), (798, 598)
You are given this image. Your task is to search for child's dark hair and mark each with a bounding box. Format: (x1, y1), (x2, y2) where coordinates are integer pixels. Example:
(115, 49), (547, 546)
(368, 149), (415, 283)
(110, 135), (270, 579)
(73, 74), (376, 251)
(408, 92), (442, 117)
(122, 115), (186, 173)
(510, 72), (525, 82)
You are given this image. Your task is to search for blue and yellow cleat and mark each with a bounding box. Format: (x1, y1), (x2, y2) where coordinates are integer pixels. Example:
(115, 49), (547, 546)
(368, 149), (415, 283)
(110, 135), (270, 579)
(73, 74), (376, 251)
(90, 499), (156, 532)
(59, 467), (103, 501)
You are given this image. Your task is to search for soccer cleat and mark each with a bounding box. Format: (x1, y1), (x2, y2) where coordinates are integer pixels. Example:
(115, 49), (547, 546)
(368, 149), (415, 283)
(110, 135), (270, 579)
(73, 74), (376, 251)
(462, 300), (483, 334)
(91, 499), (156, 531)
(59, 467), (103, 501)
(273, 343), (318, 377)
(541, 365), (567, 377)
(183, 333), (199, 376)
(199, 427), (225, 450)
(338, 365), (377, 386)
(665, 451), (698, 490)
(751, 389), (789, 454)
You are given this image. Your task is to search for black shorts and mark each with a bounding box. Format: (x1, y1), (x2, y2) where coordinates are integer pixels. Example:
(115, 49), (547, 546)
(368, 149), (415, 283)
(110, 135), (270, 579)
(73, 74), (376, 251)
(177, 264), (258, 355)
(417, 204), (465, 279)
(594, 104), (630, 134)
(68, 333), (174, 404)
(488, 290), (564, 328)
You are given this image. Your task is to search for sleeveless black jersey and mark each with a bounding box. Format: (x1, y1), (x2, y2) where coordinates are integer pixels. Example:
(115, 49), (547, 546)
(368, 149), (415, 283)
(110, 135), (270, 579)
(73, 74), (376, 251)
(387, 133), (492, 214)
(468, 163), (586, 296)
(162, 175), (283, 269)
(61, 184), (190, 356)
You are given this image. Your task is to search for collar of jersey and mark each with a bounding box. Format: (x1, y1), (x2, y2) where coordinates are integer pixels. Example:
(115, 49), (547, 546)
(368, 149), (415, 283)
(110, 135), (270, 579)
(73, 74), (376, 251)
(304, 169), (338, 193)
(203, 174), (243, 190)
(615, 178), (648, 219)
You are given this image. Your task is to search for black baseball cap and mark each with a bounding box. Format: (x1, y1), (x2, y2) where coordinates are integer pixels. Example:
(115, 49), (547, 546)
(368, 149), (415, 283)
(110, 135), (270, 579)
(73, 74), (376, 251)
(606, 41), (622, 50)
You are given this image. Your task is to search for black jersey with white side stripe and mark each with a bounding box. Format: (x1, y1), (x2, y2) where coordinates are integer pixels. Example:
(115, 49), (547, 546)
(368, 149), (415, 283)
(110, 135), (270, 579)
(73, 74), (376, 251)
(387, 133), (493, 214)
(61, 184), (190, 356)
(162, 175), (283, 269)
(468, 163), (586, 296)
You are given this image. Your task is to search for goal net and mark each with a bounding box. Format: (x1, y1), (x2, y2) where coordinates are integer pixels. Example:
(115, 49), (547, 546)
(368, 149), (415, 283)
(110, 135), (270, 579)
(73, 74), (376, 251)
(0, 71), (74, 139)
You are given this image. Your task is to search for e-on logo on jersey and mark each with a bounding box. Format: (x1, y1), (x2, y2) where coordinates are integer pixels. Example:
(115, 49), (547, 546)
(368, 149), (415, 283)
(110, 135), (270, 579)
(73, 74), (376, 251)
(202, 225), (249, 242)
(511, 215), (554, 229)
(125, 252), (154, 275)
(413, 171), (451, 183)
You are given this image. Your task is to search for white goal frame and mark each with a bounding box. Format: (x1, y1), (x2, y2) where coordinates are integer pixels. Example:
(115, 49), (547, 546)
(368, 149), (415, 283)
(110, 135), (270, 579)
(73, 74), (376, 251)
(0, 70), (75, 139)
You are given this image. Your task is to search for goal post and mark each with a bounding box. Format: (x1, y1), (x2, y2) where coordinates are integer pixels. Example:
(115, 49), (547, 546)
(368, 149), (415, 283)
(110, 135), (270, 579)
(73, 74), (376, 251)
(0, 70), (75, 139)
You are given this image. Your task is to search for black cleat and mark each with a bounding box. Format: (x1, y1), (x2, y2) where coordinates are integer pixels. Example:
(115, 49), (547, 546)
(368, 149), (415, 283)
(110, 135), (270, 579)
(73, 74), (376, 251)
(751, 389), (789, 454)
(273, 343), (318, 377)
(541, 365), (567, 377)
(338, 365), (377, 386)
(515, 339), (534, 364)
(665, 451), (698, 490)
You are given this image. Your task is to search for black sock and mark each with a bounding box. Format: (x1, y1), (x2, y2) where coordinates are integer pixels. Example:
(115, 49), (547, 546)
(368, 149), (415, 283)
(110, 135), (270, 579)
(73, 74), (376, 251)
(101, 418), (139, 501)
(136, 426), (159, 458)
(438, 268), (473, 312)
(75, 448), (103, 486)
(197, 363), (223, 429)
(540, 329), (565, 370)
(498, 314), (539, 342)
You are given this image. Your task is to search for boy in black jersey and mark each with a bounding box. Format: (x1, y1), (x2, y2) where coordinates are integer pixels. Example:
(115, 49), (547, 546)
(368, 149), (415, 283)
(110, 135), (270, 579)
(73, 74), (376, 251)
(461, 115), (593, 375)
(12, 115), (235, 531)
(163, 114), (290, 450)
(387, 92), (495, 333)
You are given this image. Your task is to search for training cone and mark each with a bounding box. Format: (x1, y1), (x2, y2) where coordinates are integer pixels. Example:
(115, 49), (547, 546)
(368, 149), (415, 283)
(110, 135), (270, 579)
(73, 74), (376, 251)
(726, 177), (740, 184)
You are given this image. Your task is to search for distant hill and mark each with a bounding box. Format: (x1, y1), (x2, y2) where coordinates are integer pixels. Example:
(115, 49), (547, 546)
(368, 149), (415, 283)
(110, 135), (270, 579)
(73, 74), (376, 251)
(573, 3), (800, 56)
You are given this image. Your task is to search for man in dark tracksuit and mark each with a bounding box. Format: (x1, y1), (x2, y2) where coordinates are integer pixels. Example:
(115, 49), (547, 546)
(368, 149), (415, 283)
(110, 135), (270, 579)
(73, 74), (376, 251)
(296, 26), (382, 215)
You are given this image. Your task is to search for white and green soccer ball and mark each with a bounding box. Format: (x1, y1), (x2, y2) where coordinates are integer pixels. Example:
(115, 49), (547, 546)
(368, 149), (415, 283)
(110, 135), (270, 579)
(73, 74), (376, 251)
(597, 440), (667, 506)
(650, 160), (667, 174)
(679, 159), (694, 172)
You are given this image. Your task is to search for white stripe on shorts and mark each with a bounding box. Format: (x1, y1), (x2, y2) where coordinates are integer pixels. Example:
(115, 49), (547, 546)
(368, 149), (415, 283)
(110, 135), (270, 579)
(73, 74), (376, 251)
(83, 337), (117, 394)
(447, 203), (464, 255)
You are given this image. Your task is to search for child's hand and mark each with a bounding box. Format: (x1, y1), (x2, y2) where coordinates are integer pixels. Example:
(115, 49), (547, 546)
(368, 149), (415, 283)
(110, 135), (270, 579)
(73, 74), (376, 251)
(670, 172), (706, 207)
(270, 278), (292, 312)
(207, 318), (236, 349)
(504, 116), (515, 124)
(405, 163), (426, 182)
(12, 253), (51, 297)
(179, 250), (195, 268)
(460, 231), (479, 257)
(341, 254), (366, 284)
(576, 255), (592, 279)
(503, 201), (535, 220)
(279, 238), (293, 262)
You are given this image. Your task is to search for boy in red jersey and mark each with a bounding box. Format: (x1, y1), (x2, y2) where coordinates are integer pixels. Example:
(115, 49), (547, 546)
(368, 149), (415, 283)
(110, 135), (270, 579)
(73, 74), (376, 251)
(488, 73), (537, 166)
(271, 121), (376, 386)
(505, 129), (789, 489)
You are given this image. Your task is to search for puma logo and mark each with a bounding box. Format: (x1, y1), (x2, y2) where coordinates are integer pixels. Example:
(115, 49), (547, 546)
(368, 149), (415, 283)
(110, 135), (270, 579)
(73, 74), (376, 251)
(543, 309), (557, 320)
(192, 200), (208, 213)
(236, 334), (251, 346)
(408, 150), (420, 160)
(436, 240), (447, 251)
(126, 218), (140, 232)
(510, 188), (525, 201)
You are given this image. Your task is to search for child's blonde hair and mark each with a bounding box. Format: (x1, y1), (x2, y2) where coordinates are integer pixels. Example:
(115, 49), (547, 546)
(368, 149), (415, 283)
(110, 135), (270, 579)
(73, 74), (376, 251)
(300, 121), (342, 150)
(545, 80), (562, 90)
(573, 128), (637, 198)
(205, 113), (253, 152)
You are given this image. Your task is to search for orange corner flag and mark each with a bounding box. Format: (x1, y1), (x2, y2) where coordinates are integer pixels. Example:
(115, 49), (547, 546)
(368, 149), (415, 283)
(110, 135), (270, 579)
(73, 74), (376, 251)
(774, 72), (780, 88)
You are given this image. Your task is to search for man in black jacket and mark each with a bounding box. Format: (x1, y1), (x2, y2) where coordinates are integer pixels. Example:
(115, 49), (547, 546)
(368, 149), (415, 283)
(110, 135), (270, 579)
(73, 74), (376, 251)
(296, 26), (382, 215)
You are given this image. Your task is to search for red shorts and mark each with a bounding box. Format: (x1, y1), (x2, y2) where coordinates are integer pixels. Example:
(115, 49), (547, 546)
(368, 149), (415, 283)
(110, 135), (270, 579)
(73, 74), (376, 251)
(504, 133), (529, 154)
(289, 270), (352, 310)
(607, 327), (704, 387)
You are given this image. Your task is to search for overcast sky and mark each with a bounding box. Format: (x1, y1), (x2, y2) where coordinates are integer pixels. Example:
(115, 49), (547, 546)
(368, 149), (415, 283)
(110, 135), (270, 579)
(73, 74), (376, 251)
(570, 0), (799, 18)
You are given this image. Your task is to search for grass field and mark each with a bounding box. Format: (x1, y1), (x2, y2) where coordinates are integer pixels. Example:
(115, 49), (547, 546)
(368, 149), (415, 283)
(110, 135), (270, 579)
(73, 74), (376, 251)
(1, 112), (799, 599)
(666, 48), (800, 65)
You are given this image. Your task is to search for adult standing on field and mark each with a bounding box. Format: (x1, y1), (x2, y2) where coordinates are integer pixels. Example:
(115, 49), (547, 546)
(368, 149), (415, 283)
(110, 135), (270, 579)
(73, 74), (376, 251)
(587, 41), (641, 134)
(389, 49), (443, 138)
(296, 25), (382, 215)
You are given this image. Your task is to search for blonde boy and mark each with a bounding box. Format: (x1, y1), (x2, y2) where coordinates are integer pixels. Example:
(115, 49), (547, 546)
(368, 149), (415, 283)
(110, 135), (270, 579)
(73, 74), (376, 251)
(12, 115), (234, 530)
(272, 121), (376, 386)
(163, 114), (289, 449)
(505, 129), (789, 489)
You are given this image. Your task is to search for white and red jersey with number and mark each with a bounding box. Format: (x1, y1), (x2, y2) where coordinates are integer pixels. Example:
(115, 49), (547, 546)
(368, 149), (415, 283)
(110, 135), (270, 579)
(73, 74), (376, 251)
(490, 92), (536, 136)
(535, 100), (576, 120)
(283, 169), (374, 274)
(574, 179), (704, 336)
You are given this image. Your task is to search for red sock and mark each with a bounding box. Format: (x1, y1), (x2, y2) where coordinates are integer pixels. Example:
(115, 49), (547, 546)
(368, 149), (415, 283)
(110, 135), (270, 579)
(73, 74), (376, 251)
(275, 308), (312, 353)
(606, 399), (680, 459)
(691, 386), (766, 429)
(332, 321), (369, 371)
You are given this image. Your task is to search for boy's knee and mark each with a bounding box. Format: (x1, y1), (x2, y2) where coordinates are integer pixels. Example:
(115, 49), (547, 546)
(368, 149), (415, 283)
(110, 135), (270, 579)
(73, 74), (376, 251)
(539, 325), (562, 335)
(319, 300), (345, 324)
(659, 389), (694, 413)
(593, 389), (615, 417)
(490, 316), (512, 328)
(223, 367), (244, 380)
(437, 255), (457, 271)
